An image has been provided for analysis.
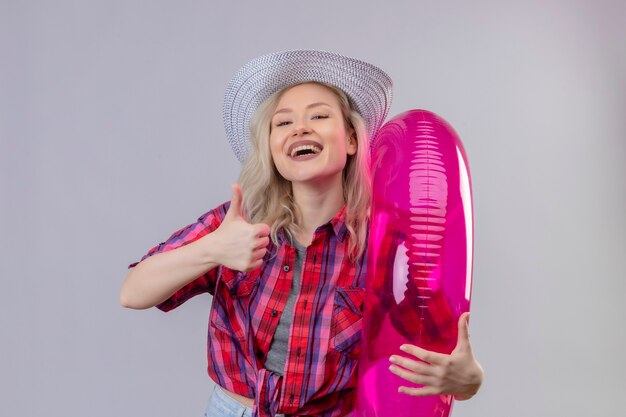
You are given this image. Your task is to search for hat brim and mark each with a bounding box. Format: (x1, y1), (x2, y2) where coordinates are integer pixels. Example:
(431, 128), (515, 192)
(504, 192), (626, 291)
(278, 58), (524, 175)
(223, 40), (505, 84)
(223, 50), (393, 163)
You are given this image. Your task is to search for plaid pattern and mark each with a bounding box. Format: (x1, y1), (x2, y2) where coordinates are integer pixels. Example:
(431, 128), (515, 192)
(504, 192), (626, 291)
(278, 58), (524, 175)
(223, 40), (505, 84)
(366, 222), (459, 353)
(128, 201), (366, 417)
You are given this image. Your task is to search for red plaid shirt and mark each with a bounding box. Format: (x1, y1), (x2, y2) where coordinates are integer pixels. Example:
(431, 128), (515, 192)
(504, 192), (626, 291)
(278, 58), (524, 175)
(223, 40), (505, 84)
(128, 201), (366, 417)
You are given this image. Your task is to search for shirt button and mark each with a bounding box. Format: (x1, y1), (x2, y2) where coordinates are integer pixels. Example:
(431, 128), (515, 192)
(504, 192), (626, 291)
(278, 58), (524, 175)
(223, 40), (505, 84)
(296, 347), (301, 357)
(283, 265), (290, 272)
(270, 310), (278, 317)
(289, 394), (295, 403)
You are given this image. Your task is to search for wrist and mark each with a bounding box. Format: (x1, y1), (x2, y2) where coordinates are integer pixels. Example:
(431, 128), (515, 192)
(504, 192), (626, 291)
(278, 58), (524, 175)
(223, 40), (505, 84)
(195, 231), (222, 266)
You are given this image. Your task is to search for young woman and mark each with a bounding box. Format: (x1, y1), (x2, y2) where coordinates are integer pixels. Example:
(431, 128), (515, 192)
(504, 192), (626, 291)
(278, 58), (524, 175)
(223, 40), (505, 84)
(120, 50), (483, 417)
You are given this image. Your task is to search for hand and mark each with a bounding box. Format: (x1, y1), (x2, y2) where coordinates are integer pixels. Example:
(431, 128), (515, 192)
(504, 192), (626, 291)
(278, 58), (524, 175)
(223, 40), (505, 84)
(209, 184), (270, 272)
(388, 312), (483, 400)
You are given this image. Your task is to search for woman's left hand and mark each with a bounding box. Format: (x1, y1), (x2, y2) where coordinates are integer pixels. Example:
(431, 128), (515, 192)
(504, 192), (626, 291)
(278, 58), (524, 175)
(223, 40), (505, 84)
(388, 312), (483, 400)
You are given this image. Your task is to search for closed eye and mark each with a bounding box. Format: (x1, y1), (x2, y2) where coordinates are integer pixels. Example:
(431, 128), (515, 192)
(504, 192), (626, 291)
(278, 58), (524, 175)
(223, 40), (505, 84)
(274, 114), (328, 127)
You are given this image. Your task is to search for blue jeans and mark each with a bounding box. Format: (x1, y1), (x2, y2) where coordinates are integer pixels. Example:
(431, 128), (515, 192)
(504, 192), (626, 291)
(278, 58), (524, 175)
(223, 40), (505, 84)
(204, 384), (254, 417)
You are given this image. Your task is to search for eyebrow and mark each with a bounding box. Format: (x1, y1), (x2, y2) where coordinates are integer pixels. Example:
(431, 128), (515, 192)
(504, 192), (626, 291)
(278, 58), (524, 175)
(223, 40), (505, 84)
(273, 102), (332, 116)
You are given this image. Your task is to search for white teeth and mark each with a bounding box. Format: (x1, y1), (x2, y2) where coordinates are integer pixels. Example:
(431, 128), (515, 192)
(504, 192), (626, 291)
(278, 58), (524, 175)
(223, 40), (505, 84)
(290, 145), (322, 158)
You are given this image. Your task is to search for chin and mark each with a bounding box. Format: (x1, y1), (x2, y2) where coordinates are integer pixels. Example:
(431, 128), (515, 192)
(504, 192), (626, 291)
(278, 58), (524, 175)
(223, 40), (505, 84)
(293, 171), (344, 185)
(275, 158), (346, 185)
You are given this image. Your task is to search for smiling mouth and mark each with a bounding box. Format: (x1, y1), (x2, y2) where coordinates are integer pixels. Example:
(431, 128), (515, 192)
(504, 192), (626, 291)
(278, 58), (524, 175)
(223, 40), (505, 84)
(290, 144), (322, 158)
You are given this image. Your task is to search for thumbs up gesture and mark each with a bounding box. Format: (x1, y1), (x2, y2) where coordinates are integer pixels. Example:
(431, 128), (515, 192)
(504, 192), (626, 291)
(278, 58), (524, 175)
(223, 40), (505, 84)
(387, 312), (484, 400)
(210, 184), (271, 272)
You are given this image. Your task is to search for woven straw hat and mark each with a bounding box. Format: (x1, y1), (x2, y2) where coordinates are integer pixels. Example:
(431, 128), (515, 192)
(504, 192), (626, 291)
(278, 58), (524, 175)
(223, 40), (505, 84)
(223, 49), (393, 163)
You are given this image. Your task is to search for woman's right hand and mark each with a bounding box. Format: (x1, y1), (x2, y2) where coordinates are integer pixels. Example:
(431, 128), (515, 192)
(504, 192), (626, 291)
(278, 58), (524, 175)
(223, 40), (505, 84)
(208, 184), (270, 272)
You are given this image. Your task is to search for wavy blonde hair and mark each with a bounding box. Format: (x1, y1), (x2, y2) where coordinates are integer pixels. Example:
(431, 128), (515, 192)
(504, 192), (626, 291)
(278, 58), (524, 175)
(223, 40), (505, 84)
(238, 82), (371, 260)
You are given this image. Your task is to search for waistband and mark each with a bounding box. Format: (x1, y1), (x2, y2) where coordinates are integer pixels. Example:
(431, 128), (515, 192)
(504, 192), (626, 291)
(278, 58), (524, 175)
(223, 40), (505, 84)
(212, 384), (287, 417)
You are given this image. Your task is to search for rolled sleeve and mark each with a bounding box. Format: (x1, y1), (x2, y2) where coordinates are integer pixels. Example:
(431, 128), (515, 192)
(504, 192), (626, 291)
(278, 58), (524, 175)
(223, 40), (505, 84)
(127, 201), (230, 311)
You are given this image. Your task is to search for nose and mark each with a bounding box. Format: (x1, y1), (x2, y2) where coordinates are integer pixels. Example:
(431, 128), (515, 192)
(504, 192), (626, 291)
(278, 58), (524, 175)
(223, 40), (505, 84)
(292, 118), (312, 137)
(292, 126), (311, 137)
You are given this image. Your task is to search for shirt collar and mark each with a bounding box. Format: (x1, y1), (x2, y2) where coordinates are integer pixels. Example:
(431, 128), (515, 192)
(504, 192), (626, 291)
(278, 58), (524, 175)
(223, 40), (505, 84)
(329, 205), (348, 241)
(277, 205), (348, 244)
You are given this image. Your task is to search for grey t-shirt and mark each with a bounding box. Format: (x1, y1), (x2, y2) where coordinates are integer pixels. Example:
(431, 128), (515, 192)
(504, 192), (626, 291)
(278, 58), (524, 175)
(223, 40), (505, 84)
(263, 240), (307, 375)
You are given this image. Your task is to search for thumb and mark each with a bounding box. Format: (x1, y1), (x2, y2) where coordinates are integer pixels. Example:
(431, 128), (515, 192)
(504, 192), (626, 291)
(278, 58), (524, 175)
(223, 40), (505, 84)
(226, 183), (244, 220)
(455, 312), (471, 352)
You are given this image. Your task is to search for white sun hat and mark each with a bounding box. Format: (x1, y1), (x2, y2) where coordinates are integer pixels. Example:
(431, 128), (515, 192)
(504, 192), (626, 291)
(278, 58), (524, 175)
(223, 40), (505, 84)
(223, 49), (393, 163)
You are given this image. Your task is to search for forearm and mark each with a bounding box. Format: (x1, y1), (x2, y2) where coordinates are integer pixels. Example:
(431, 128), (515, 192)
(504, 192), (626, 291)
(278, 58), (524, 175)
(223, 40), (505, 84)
(119, 234), (220, 310)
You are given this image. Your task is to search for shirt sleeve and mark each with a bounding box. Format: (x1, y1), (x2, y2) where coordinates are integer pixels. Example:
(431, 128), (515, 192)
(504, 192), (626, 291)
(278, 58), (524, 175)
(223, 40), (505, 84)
(127, 201), (230, 312)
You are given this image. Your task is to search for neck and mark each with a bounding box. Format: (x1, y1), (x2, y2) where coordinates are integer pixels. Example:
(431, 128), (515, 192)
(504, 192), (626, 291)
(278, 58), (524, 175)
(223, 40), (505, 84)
(291, 174), (344, 244)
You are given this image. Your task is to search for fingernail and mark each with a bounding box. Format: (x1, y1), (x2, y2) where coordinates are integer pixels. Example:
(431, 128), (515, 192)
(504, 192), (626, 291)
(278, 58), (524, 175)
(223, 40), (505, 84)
(400, 345), (407, 351)
(389, 356), (397, 363)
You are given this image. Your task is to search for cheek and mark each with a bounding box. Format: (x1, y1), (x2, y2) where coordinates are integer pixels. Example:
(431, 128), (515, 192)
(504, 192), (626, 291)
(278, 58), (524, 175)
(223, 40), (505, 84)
(268, 137), (288, 174)
(269, 135), (281, 159)
(335, 153), (348, 168)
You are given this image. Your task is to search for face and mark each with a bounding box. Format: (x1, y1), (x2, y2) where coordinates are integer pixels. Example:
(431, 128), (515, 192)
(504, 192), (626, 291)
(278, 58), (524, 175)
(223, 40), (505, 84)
(269, 82), (357, 186)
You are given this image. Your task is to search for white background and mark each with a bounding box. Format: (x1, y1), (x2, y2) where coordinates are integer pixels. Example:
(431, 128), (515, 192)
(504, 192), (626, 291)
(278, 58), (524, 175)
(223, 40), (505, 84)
(1, 1), (625, 416)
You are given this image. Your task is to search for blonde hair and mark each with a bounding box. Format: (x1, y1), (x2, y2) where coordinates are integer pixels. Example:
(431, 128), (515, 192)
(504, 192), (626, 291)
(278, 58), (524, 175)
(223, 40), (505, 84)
(237, 82), (371, 260)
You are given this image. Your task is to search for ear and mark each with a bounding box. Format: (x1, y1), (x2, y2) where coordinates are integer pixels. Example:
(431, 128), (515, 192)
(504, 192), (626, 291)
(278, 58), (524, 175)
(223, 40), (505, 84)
(346, 130), (357, 156)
